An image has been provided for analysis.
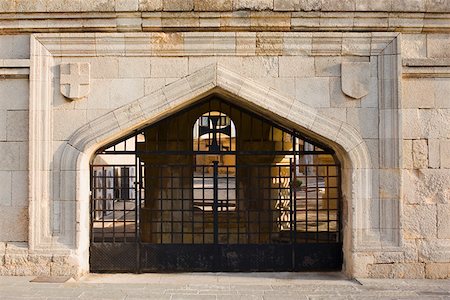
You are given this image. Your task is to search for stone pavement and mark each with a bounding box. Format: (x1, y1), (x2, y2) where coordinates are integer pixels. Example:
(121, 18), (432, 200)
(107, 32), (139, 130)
(0, 273), (449, 299)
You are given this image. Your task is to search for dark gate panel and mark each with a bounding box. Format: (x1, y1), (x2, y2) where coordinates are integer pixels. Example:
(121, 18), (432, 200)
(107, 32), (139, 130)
(90, 243), (138, 272)
(89, 97), (343, 273)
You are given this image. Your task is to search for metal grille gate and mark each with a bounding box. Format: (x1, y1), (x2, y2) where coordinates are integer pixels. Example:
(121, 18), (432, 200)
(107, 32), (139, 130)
(90, 97), (342, 272)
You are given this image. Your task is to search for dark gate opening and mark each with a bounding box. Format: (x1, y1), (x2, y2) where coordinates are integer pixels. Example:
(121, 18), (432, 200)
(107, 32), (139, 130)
(90, 97), (343, 272)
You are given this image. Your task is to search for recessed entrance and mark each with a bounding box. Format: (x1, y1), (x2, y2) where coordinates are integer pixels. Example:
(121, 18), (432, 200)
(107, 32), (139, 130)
(89, 97), (343, 272)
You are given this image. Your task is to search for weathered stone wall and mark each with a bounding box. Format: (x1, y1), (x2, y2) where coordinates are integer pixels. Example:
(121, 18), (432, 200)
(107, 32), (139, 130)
(0, 1), (449, 278)
(0, 35), (29, 242)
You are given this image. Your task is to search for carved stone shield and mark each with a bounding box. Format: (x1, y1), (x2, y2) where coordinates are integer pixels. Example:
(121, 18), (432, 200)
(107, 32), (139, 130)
(60, 63), (90, 100)
(341, 62), (370, 99)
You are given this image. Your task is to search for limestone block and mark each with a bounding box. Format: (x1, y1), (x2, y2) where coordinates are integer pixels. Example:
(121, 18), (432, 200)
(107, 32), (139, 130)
(86, 79), (113, 110)
(368, 263), (426, 279)
(297, 0), (322, 11)
(144, 78), (167, 95)
(256, 77), (296, 99)
(329, 77), (361, 108)
(346, 108), (378, 139)
(392, 0), (426, 11)
(53, 110), (87, 141)
(256, 33), (283, 55)
(6, 110), (28, 142)
(89, 57), (119, 79)
(314, 56), (341, 77)
(403, 79), (435, 108)
(320, 0), (355, 11)
(251, 12), (290, 30)
(0, 35), (30, 59)
(283, 33), (312, 55)
(274, 0), (299, 11)
(361, 77), (378, 108)
(118, 57), (151, 78)
(12, 171), (27, 207)
(163, 0), (194, 11)
(0, 79), (29, 110)
(17, 142), (27, 171)
(0, 109), (5, 141)
(397, 263), (426, 279)
(402, 109), (422, 139)
(440, 139), (450, 168)
(403, 204), (437, 239)
(81, 0), (115, 11)
(403, 139), (413, 169)
(379, 169), (401, 199)
(437, 204), (450, 238)
(0, 171), (11, 206)
(0, 207), (28, 241)
(139, 0), (163, 10)
(413, 169), (450, 204)
(241, 56), (279, 78)
(0, 142), (20, 170)
(295, 77), (330, 108)
(373, 252), (405, 264)
(312, 33), (343, 56)
(47, 0), (81, 12)
(425, 263), (450, 279)
(317, 108), (347, 122)
(194, 0), (232, 11)
(151, 57), (188, 78)
(380, 199), (400, 232)
(342, 33), (371, 56)
(151, 33), (184, 55)
(418, 109), (450, 139)
(107, 78), (145, 109)
(428, 139), (440, 168)
(236, 32), (256, 55)
(412, 139), (428, 169)
(403, 239), (419, 262)
(401, 34), (427, 59)
(418, 239), (450, 262)
(5, 242), (28, 255)
(279, 56), (314, 78)
(115, 0), (138, 11)
(0, 0), (15, 12)
(435, 78), (450, 108)
(355, 0), (392, 11)
(351, 253), (374, 277)
(427, 34), (450, 58)
(341, 62), (370, 99)
(367, 263), (394, 278)
(234, 0), (273, 10)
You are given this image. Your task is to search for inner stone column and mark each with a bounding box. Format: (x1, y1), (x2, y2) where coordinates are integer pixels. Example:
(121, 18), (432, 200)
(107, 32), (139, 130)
(137, 115), (193, 244)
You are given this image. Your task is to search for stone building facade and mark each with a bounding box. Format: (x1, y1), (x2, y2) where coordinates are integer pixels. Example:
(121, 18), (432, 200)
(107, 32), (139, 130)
(0, 0), (449, 278)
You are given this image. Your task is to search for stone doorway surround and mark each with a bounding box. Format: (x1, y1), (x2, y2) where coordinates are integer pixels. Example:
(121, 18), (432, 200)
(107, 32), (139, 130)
(28, 32), (402, 277)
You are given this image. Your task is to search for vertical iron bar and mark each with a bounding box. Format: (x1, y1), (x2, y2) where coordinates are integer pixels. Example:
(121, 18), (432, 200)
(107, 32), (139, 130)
(213, 161), (219, 245)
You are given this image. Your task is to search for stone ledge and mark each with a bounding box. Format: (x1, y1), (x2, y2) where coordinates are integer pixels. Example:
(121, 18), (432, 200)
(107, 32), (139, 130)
(34, 32), (397, 57)
(0, 12), (450, 33)
(403, 58), (450, 67)
(1, 0), (450, 13)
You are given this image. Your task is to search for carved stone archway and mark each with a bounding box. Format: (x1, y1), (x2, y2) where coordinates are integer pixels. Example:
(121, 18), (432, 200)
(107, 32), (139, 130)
(58, 63), (373, 275)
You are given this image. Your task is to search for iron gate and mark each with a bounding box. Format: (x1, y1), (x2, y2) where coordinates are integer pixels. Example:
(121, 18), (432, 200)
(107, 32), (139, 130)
(90, 97), (342, 272)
